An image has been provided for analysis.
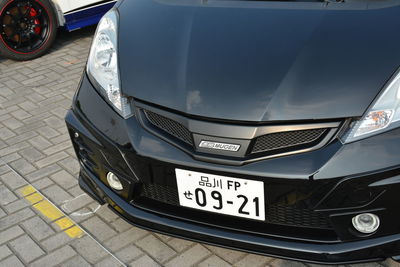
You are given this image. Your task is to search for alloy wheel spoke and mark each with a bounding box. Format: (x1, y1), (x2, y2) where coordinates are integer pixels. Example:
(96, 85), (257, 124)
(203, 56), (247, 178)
(16, 4), (24, 19)
(16, 33), (23, 48)
(5, 11), (18, 21)
(23, 1), (33, 17)
(8, 30), (19, 40)
(23, 6), (32, 18)
(27, 32), (33, 48)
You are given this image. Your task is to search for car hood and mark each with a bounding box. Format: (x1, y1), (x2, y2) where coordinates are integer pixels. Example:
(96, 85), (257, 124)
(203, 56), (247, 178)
(118, 0), (400, 122)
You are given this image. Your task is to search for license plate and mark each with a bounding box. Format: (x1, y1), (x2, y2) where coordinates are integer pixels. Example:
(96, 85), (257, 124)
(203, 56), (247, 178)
(175, 169), (265, 221)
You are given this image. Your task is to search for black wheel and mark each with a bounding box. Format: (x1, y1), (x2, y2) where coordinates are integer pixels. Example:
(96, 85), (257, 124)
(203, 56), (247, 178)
(0, 0), (57, 61)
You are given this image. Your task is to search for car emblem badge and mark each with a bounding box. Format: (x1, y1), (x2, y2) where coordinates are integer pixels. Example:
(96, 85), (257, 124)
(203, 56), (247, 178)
(199, 141), (241, 152)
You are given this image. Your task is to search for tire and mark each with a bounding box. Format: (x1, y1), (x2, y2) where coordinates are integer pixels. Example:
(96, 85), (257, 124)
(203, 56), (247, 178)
(0, 0), (57, 61)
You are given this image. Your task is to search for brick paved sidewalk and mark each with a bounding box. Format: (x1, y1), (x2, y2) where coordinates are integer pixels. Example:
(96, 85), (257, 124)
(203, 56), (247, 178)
(0, 27), (399, 267)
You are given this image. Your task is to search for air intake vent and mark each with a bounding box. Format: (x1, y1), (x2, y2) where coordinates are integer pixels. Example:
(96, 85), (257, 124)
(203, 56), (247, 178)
(265, 204), (331, 229)
(144, 110), (193, 145)
(251, 129), (327, 154)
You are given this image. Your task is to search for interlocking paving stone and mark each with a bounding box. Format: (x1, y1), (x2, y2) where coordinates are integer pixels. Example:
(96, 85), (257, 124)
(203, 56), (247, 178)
(136, 234), (177, 264)
(28, 135), (53, 150)
(31, 177), (54, 190)
(60, 255), (92, 267)
(0, 245), (12, 261)
(0, 152), (21, 164)
(21, 216), (56, 241)
(164, 244), (211, 267)
(234, 254), (273, 267)
(0, 255), (25, 267)
(111, 218), (132, 233)
(130, 254), (161, 267)
(96, 204), (120, 222)
(9, 235), (45, 263)
(115, 245), (143, 263)
(1, 171), (28, 190)
(0, 127), (16, 140)
(0, 226), (24, 245)
(35, 151), (69, 169)
(50, 170), (77, 190)
(103, 227), (148, 251)
(0, 208), (35, 231)
(198, 255), (231, 267)
(18, 147), (45, 163)
(30, 245), (77, 267)
(94, 255), (124, 267)
(167, 238), (194, 252)
(25, 164), (61, 182)
(3, 199), (30, 213)
(0, 185), (18, 205)
(8, 158), (36, 175)
(41, 232), (75, 252)
(81, 216), (118, 242)
(41, 184), (73, 205)
(206, 245), (247, 264)
(70, 236), (109, 264)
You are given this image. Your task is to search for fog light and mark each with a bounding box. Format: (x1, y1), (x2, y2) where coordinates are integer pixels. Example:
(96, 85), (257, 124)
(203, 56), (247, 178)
(352, 213), (380, 234)
(107, 172), (123, 191)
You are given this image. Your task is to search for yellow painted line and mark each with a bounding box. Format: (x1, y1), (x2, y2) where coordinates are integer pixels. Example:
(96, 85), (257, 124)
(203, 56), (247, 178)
(25, 193), (44, 204)
(55, 217), (74, 229)
(20, 185), (84, 239)
(33, 200), (64, 221)
(20, 185), (36, 196)
(64, 226), (84, 238)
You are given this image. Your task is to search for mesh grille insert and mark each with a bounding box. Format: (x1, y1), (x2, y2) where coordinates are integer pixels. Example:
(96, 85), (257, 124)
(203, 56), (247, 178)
(265, 204), (331, 229)
(252, 129), (327, 154)
(144, 110), (193, 145)
(139, 183), (332, 229)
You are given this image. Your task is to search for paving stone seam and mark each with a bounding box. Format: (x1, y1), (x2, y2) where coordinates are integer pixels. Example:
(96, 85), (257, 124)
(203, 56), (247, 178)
(0, 158), (128, 267)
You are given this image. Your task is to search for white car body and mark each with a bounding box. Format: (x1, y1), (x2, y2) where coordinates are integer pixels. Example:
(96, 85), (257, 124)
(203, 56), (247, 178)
(53, 0), (104, 13)
(50, 0), (117, 31)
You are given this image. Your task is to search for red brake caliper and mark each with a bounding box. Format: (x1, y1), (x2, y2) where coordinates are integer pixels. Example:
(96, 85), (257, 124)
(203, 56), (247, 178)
(29, 7), (41, 34)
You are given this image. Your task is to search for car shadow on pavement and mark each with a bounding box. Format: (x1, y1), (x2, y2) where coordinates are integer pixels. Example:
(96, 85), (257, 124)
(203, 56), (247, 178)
(51, 26), (97, 53)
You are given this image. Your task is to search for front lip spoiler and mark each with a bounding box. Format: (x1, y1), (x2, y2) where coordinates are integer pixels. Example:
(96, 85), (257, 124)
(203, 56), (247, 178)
(79, 164), (400, 265)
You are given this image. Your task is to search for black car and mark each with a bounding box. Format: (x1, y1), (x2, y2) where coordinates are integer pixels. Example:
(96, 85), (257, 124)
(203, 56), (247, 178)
(65, 0), (400, 264)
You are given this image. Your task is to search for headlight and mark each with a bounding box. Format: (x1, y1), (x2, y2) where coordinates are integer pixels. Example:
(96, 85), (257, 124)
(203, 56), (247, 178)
(342, 69), (400, 143)
(87, 9), (132, 118)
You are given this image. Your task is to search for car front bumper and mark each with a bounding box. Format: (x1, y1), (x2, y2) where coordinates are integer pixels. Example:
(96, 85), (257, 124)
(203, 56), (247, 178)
(65, 74), (400, 264)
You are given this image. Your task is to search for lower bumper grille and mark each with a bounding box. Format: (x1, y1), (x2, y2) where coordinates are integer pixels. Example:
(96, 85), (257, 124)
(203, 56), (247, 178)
(139, 183), (332, 230)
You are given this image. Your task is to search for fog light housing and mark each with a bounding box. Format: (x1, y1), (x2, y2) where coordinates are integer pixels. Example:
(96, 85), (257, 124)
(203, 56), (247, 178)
(107, 172), (123, 191)
(352, 213), (380, 234)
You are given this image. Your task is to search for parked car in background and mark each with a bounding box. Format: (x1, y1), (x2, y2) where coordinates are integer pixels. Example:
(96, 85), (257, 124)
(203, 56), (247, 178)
(0, 0), (116, 61)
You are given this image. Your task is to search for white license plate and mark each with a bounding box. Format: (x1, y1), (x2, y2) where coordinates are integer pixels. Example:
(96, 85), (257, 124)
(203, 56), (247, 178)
(175, 169), (265, 221)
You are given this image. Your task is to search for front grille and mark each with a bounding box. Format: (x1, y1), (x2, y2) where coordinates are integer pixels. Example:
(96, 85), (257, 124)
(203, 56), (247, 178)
(144, 110), (193, 145)
(139, 183), (332, 229)
(142, 109), (333, 159)
(251, 129), (327, 154)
